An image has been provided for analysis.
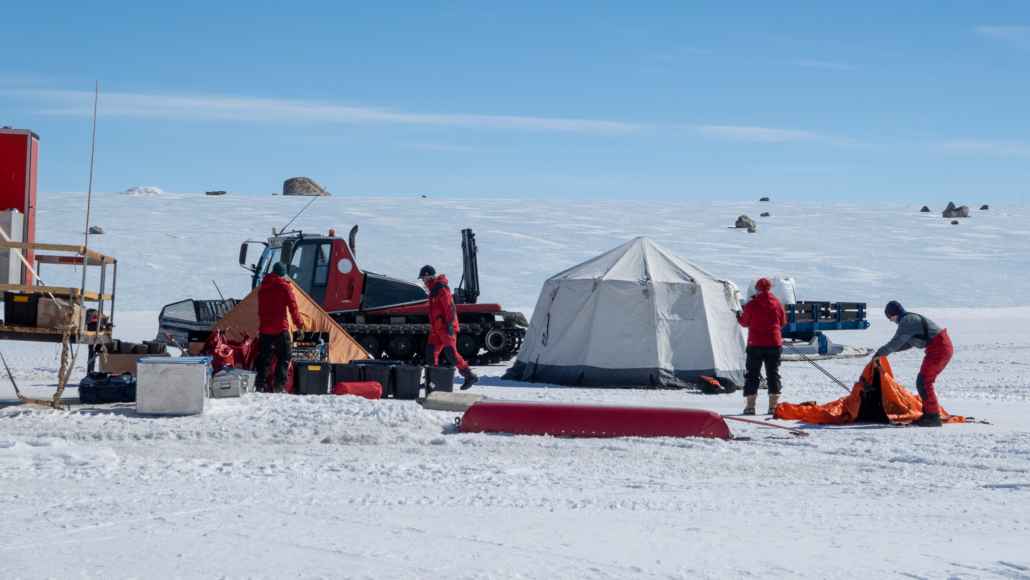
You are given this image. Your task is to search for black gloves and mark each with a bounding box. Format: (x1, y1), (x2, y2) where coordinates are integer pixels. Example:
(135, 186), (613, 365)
(447, 323), (455, 337)
(292, 329), (305, 343)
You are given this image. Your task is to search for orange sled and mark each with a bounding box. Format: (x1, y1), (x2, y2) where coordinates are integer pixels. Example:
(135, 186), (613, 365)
(773, 358), (965, 425)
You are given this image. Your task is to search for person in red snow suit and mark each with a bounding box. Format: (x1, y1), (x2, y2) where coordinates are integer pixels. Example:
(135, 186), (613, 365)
(256, 262), (304, 393)
(737, 278), (787, 415)
(872, 300), (952, 427)
(419, 265), (479, 389)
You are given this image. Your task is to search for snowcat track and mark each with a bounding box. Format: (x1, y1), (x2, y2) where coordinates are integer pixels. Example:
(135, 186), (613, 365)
(338, 321), (525, 366)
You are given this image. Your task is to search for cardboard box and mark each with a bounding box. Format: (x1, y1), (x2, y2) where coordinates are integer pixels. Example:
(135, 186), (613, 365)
(35, 297), (82, 330)
(99, 352), (170, 375)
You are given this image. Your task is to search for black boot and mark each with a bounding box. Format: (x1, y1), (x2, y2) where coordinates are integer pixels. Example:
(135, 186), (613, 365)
(459, 367), (479, 390)
(912, 411), (942, 427)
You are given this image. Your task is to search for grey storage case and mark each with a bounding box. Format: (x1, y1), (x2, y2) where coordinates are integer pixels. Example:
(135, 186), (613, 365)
(211, 371), (245, 398)
(136, 356), (213, 415)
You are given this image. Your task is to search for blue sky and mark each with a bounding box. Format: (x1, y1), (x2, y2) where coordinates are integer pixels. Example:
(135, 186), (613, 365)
(2, 1), (1028, 202)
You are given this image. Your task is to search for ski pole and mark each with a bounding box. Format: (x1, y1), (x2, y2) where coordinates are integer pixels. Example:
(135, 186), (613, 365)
(783, 342), (852, 393)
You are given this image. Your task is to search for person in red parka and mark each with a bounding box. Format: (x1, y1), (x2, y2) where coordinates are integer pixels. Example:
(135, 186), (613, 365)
(256, 262), (304, 393)
(420, 265), (479, 389)
(737, 278), (787, 415)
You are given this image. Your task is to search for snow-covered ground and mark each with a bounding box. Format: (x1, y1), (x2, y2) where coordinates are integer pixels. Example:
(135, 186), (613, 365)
(2, 193), (1029, 579)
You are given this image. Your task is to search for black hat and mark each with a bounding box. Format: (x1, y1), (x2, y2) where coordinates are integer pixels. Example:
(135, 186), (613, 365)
(418, 265), (436, 278)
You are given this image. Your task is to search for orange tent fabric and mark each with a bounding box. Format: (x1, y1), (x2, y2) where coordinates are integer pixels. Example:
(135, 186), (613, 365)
(773, 358), (965, 425)
(188, 279), (369, 364)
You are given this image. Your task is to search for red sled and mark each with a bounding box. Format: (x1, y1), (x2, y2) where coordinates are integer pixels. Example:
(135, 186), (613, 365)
(459, 400), (731, 440)
(333, 381), (382, 400)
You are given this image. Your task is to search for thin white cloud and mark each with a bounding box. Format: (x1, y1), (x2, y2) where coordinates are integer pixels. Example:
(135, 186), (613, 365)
(975, 26), (1030, 49)
(7, 89), (642, 134)
(695, 125), (857, 147)
(932, 139), (1030, 156)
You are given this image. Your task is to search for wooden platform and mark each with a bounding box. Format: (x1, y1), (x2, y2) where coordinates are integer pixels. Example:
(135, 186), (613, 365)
(0, 323), (112, 344)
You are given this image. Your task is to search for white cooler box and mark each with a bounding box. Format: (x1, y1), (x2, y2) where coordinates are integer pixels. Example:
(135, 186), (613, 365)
(211, 368), (257, 398)
(136, 356), (213, 415)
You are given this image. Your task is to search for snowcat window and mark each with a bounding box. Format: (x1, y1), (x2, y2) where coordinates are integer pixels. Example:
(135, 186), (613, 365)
(288, 244), (316, 291)
(255, 247), (282, 285)
(314, 243), (331, 286)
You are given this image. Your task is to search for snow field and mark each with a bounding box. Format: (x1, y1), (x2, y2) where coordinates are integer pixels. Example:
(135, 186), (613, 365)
(0, 193), (1028, 578)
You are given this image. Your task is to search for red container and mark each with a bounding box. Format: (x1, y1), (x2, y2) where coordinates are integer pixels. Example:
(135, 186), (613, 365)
(459, 400), (732, 440)
(0, 128), (39, 284)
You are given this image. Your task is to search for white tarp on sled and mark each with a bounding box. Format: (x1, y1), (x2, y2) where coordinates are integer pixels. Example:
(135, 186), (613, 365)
(504, 237), (747, 388)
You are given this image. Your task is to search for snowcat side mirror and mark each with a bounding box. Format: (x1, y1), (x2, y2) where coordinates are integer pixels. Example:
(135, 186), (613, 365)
(280, 240), (294, 268)
(238, 243), (249, 268)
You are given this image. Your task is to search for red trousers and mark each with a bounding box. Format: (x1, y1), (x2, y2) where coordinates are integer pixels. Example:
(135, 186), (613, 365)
(917, 329), (952, 415)
(427, 342), (469, 371)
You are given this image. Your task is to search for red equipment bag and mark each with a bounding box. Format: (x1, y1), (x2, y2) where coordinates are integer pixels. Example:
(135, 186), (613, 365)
(200, 326), (256, 374)
(333, 381), (382, 400)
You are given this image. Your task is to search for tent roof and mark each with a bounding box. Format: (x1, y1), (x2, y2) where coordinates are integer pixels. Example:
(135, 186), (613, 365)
(188, 280), (369, 364)
(550, 237), (727, 285)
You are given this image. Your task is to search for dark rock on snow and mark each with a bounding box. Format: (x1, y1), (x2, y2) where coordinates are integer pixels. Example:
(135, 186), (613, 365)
(980, 205), (989, 210)
(283, 177), (331, 196)
(759, 197), (770, 202)
(951, 220), (959, 225)
(88, 226), (104, 235)
(735, 215), (757, 230)
(760, 212), (771, 217)
(942, 202), (969, 218)
(747, 226), (757, 233)
(920, 206), (931, 212)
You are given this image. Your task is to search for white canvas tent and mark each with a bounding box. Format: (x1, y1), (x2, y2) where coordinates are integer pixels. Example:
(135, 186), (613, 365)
(503, 237), (747, 388)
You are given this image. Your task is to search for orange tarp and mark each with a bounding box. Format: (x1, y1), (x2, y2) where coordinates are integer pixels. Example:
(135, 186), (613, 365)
(773, 357), (965, 425)
(188, 279), (369, 364)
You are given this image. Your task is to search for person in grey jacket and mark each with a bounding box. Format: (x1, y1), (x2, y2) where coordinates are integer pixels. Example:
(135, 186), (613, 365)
(872, 300), (953, 427)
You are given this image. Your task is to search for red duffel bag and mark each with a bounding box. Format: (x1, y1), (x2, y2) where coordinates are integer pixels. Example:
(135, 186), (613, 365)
(333, 381), (382, 400)
(200, 326), (256, 374)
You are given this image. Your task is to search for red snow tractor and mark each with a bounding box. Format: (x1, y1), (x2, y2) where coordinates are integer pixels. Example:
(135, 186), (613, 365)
(234, 227), (526, 364)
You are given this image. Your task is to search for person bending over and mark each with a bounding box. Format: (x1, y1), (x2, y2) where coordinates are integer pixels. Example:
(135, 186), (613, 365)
(872, 300), (952, 427)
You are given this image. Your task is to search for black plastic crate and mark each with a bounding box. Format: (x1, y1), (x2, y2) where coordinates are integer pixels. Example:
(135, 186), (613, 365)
(425, 366), (455, 394)
(331, 363), (363, 386)
(3, 292), (41, 327)
(362, 363), (394, 398)
(294, 362), (331, 395)
(393, 365), (423, 400)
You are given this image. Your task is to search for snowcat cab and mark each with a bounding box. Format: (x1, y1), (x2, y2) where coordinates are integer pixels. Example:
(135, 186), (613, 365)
(239, 227), (526, 364)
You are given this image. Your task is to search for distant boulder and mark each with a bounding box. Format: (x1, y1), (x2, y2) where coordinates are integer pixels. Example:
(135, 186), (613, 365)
(760, 212), (771, 217)
(942, 202), (969, 218)
(120, 186), (169, 196)
(920, 206), (931, 212)
(951, 220), (959, 225)
(980, 205), (989, 210)
(205, 190), (226, 196)
(747, 225), (757, 233)
(88, 226), (105, 235)
(735, 215), (757, 230)
(759, 197), (770, 202)
(283, 177), (330, 196)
